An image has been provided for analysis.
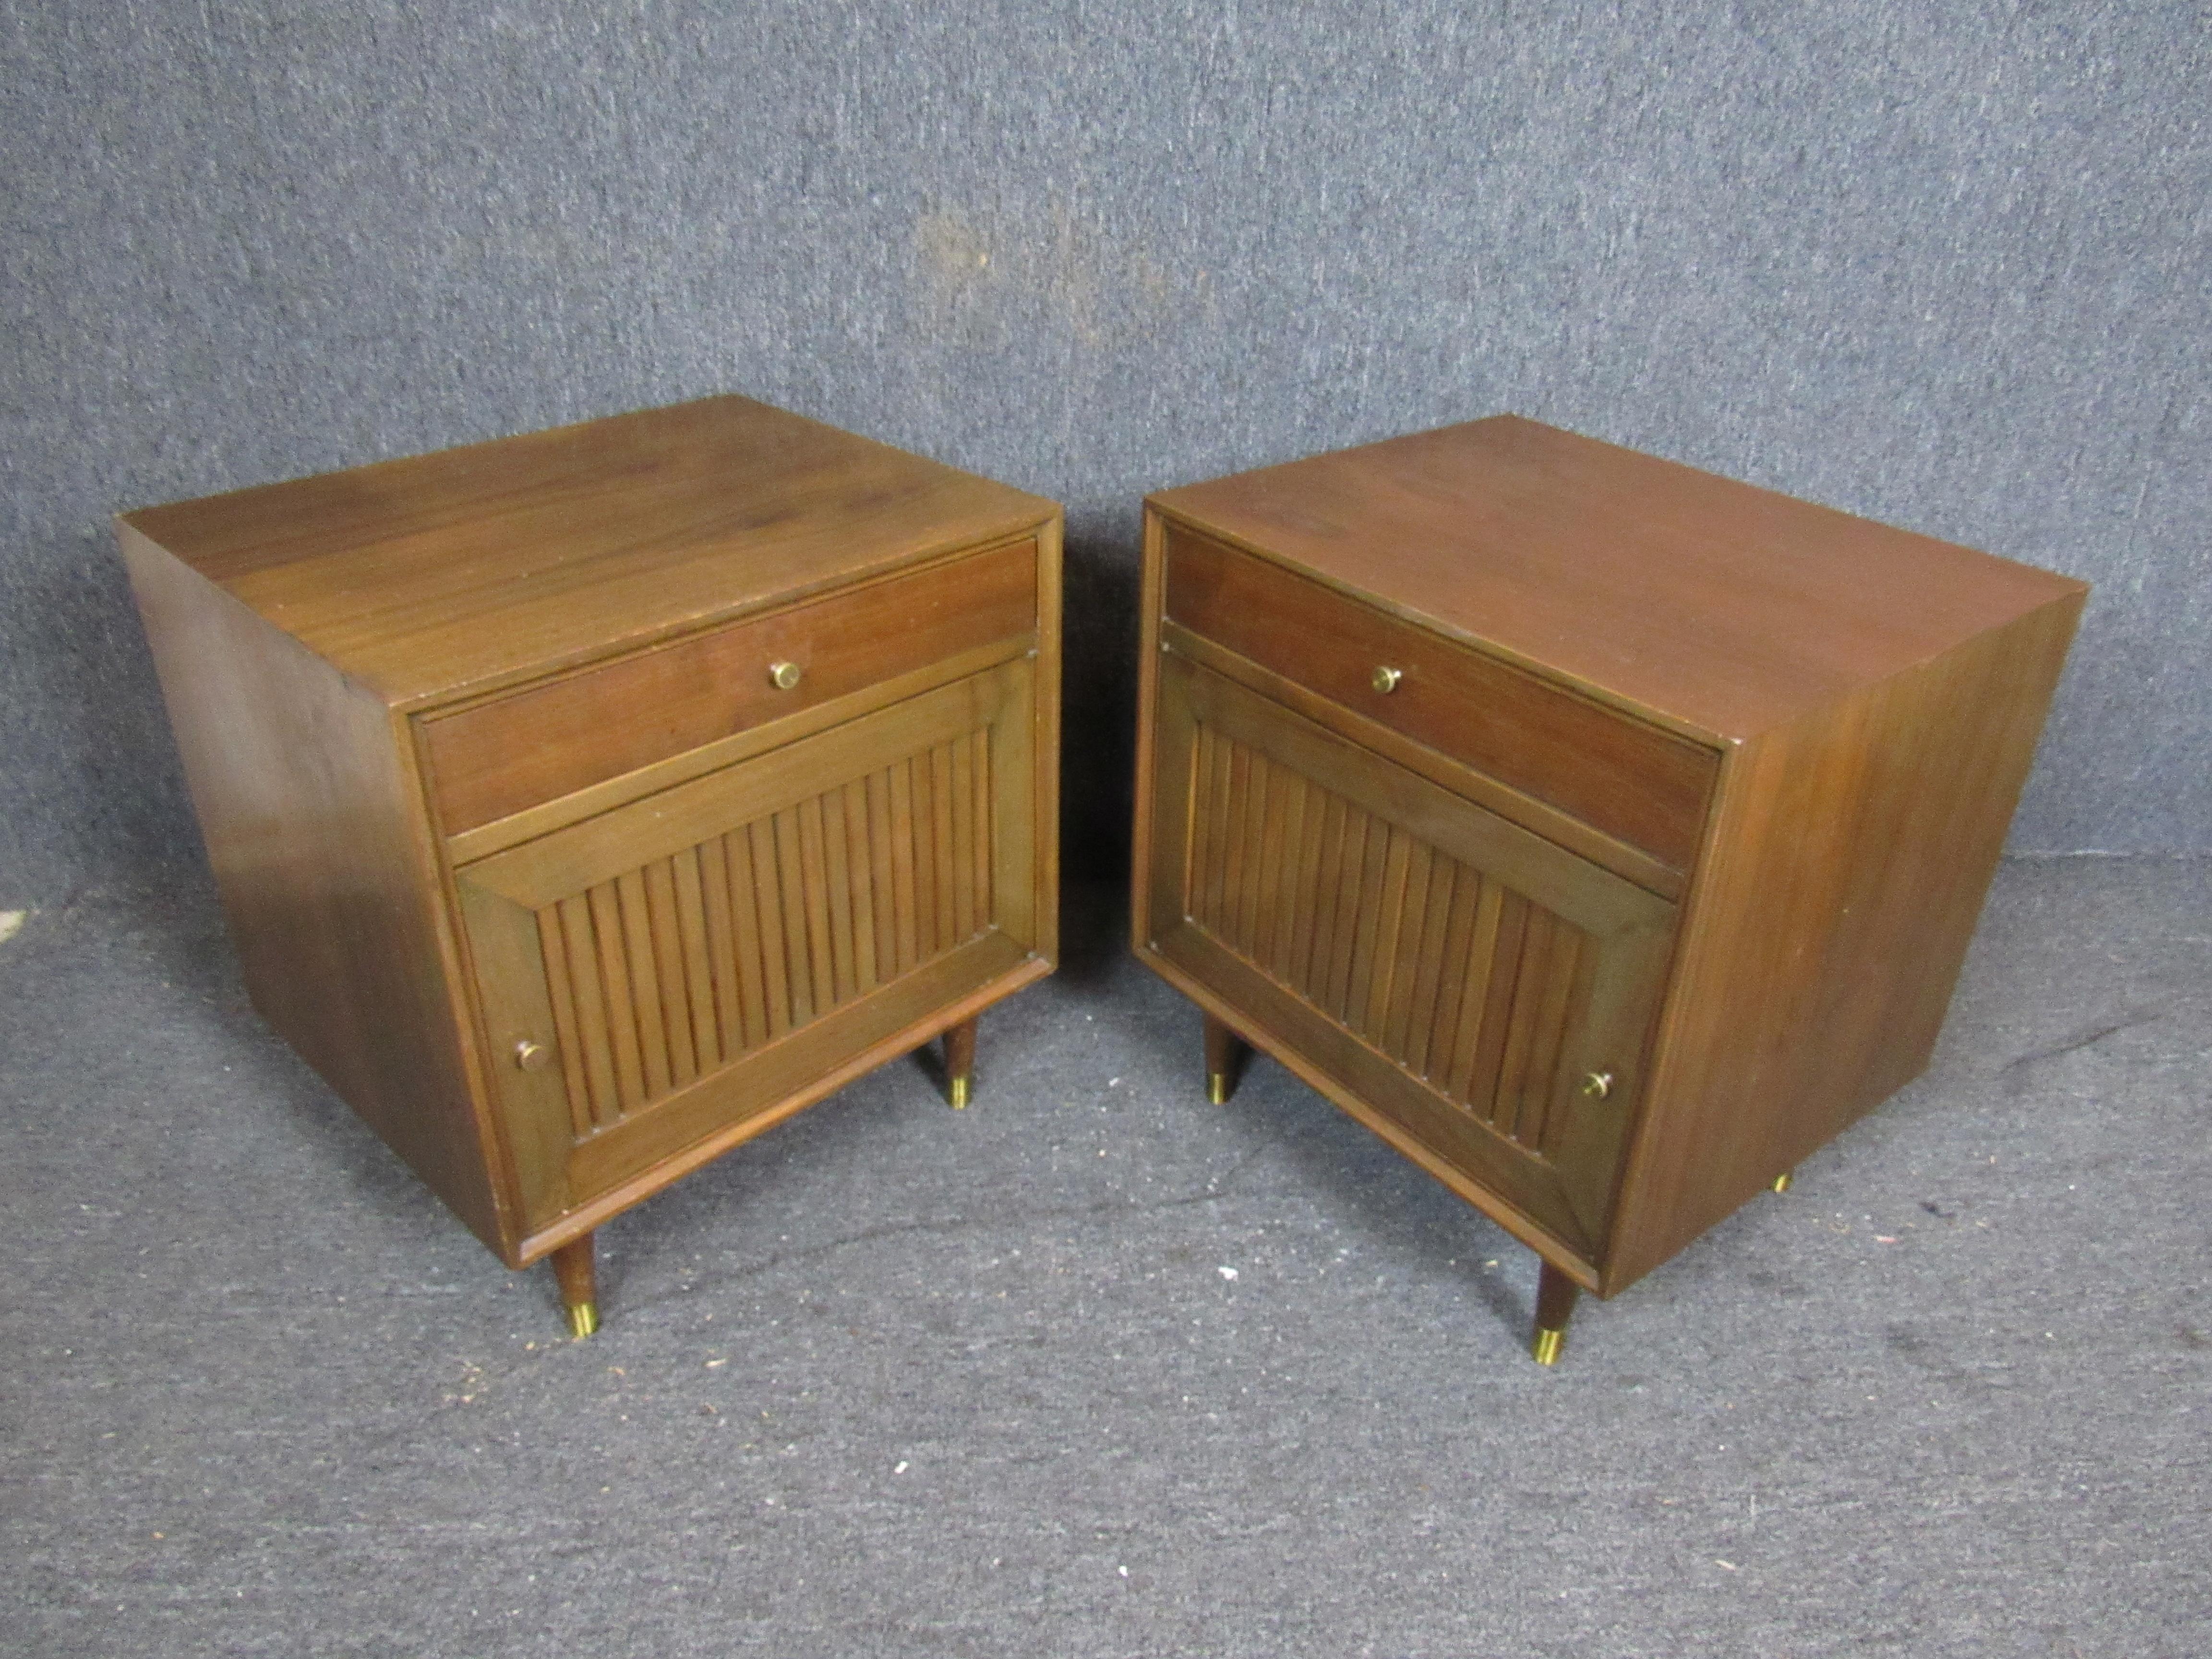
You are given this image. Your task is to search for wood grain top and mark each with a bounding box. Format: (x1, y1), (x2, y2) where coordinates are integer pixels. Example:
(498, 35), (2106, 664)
(120, 396), (1058, 708)
(1149, 416), (2088, 743)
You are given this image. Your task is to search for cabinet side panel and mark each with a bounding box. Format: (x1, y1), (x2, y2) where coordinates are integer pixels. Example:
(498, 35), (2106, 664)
(1031, 512), (1064, 967)
(120, 526), (506, 1255)
(1129, 506), (1170, 951)
(1607, 591), (2085, 1293)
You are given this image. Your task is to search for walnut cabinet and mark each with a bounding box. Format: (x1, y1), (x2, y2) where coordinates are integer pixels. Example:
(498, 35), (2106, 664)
(122, 396), (1062, 1334)
(1131, 416), (2086, 1363)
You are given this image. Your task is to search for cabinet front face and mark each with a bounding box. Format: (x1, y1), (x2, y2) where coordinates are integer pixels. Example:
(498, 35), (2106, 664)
(1141, 653), (1675, 1262)
(456, 658), (1039, 1234)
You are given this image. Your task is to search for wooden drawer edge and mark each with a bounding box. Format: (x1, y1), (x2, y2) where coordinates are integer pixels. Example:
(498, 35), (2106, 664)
(1135, 938), (1603, 1292)
(391, 523), (1059, 716)
(437, 632), (1036, 867)
(1148, 505), (1720, 750)
(1161, 621), (1691, 902)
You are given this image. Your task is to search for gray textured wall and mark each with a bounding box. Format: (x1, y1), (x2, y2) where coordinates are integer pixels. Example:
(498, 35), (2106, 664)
(5, 1), (2206, 902)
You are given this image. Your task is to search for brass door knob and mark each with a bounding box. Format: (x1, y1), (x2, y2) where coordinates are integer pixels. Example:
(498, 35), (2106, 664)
(769, 661), (803, 691)
(515, 1039), (553, 1073)
(1580, 1070), (1613, 1099)
(1371, 666), (1404, 694)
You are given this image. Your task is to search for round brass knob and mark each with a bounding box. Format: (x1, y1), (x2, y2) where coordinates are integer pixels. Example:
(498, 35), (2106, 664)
(769, 661), (803, 691)
(515, 1039), (553, 1073)
(1371, 666), (1404, 694)
(1580, 1070), (1614, 1099)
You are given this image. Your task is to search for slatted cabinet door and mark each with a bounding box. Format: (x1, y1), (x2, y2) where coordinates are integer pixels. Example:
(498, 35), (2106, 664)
(458, 659), (1037, 1232)
(1144, 655), (1676, 1260)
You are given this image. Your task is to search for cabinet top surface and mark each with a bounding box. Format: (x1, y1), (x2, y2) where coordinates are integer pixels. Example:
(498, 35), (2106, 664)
(1149, 415), (2086, 742)
(120, 396), (1058, 707)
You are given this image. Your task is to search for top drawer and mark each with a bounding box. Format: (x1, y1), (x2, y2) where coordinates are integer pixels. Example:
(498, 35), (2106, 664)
(423, 538), (1037, 834)
(1163, 524), (1716, 869)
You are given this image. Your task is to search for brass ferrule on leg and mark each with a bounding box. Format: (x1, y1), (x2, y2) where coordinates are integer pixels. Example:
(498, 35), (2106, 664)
(1772, 1171), (1794, 1193)
(565, 1300), (600, 1340)
(1531, 1326), (1566, 1367)
(1206, 1072), (1231, 1106)
(948, 1075), (971, 1110)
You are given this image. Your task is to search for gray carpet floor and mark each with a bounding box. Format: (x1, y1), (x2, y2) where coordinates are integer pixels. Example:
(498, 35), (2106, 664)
(5, 858), (2207, 1658)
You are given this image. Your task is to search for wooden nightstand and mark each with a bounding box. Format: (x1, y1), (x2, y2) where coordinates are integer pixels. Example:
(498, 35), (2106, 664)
(1130, 416), (2085, 1364)
(122, 395), (1061, 1335)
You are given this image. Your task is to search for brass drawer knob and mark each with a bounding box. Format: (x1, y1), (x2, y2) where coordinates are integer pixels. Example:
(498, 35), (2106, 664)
(769, 661), (803, 691)
(1371, 665), (1404, 694)
(515, 1039), (553, 1073)
(1580, 1070), (1613, 1099)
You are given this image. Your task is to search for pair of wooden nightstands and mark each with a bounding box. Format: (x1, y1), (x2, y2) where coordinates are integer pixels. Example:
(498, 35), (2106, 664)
(125, 397), (2083, 1361)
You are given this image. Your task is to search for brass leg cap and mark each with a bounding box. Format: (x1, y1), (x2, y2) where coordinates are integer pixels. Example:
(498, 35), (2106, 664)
(948, 1076), (971, 1110)
(565, 1301), (599, 1340)
(1772, 1171), (1794, 1194)
(1531, 1326), (1566, 1367)
(1207, 1072), (1231, 1106)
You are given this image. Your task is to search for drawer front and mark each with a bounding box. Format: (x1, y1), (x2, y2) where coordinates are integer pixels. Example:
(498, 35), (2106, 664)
(1164, 524), (1715, 869)
(425, 538), (1037, 834)
(457, 657), (1038, 1230)
(1142, 655), (1676, 1259)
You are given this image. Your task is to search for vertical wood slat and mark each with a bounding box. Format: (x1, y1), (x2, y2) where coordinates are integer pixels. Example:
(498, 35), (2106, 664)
(1202, 727), (1237, 933)
(1250, 759), (1291, 966)
(557, 893), (621, 1128)
(1492, 907), (1556, 1141)
(866, 770), (899, 982)
(1517, 926), (1585, 1152)
(696, 840), (740, 1064)
(1217, 742), (1252, 950)
(1181, 727), (1601, 1162)
(753, 817), (796, 1038)
(795, 797), (836, 1021)
(887, 760), (919, 976)
(535, 906), (595, 1139)
(1360, 830), (1416, 1042)
(725, 828), (771, 1049)
(1262, 773), (1309, 980)
(936, 742), (959, 948)
(971, 728), (994, 932)
(1319, 805), (1367, 1020)
(617, 868), (673, 1100)
(1233, 752), (1272, 953)
(770, 808), (813, 1027)
(1378, 840), (1435, 1056)
(909, 753), (938, 964)
(1443, 880), (1508, 1106)
(644, 856), (698, 1090)
(1417, 871), (1480, 1084)
(1539, 937), (1603, 1160)
(844, 778), (879, 997)
(673, 846), (721, 1074)
(588, 880), (647, 1113)
(1461, 888), (1529, 1123)
(1322, 808), (1375, 1022)
(950, 735), (977, 943)
(1279, 776), (1322, 992)
(1301, 793), (1348, 1002)
(514, 713), (1005, 1140)
(1398, 857), (1455, 1074)
(822, 786), (857, 1008)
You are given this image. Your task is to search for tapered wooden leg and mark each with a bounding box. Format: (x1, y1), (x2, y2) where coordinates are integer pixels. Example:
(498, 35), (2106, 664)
(943, 1017), (977, 1109)
(1531, 1259), (1580, 1367)
(1203, 1013), (1247, 1105)
(552, 1234), (599, 1339)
